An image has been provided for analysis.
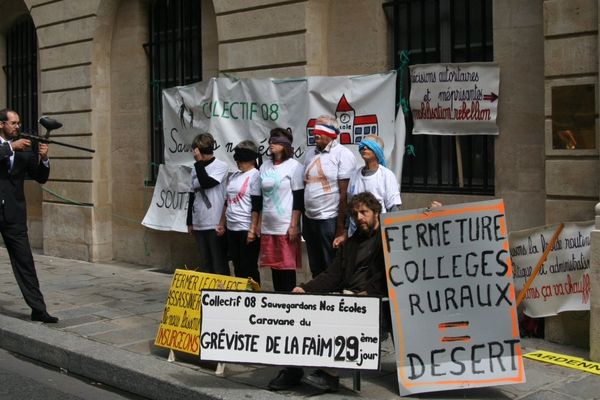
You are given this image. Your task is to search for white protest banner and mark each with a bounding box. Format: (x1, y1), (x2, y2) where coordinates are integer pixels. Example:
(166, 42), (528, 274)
(141, 164), (191, 233)
(199, 291), (381, 370)
(382, 199), (525, 396)
(409, 62), (499, 135)
(162, 72), (398, 169)
(144, 73), (401, 232)
(509, 221), (592, 318)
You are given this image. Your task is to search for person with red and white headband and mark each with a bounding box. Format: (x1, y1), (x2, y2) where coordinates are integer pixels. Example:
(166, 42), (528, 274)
(302, 115), (356, 278)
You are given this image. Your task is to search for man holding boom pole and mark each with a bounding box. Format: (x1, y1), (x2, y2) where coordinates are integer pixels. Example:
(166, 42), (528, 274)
(0, 108), (57, 323)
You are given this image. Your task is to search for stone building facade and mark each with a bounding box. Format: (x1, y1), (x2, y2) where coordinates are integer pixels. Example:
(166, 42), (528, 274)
(0, 0), (598, 356)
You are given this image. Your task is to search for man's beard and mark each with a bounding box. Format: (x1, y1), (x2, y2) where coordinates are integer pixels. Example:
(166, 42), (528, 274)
(357, 223), (376, 237)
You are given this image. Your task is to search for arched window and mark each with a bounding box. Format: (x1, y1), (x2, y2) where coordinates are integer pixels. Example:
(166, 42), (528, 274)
(3, 14), (37, 133)
(386, 0), (494, 194)
(144, 0), (202, 179)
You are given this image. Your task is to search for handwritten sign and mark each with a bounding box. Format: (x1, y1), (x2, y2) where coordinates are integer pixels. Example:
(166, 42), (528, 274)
(199, 291), (381, 370)
(154, 270), (251, 355)
(409, 62), (499, 135)
(382, 199), (525, 396)
(509, 221), (592, 317)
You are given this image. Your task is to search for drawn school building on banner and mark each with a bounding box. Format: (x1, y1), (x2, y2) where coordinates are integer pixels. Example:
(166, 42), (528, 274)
(0, 0), (599, 359)
(306, 95), (379, 146)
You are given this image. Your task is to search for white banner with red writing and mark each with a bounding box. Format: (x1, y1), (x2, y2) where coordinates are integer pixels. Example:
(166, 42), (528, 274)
(509, 221), (592, 318)
(409, 62), (499, 135)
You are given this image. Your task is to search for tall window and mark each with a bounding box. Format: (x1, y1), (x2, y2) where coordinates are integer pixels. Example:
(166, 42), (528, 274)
(3, 15), (38, 133)
(386, 0), (494, 194)
(144, 0), (202, 179)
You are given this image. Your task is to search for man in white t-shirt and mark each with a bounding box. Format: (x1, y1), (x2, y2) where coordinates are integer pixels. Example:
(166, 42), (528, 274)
(302, 115), (356, 277)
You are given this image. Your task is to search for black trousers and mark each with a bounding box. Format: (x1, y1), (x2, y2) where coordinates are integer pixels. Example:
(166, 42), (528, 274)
(271, 269), (296, 292)
(0, 221), (47, 313)
(227, 229), (260, 284)
(193, 229), (229, 275)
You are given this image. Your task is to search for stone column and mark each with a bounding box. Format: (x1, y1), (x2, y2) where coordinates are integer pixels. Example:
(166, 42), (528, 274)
(591, 1), (600, 362)
(591, 204), (600, 361)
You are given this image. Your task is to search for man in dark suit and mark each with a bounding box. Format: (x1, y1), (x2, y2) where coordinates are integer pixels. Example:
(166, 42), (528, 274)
(0, 108), (57, 323)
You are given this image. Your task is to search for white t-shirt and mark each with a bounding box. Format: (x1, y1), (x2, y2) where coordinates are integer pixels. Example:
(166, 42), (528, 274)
(303, 141), (356, 220)
(225, 168), (260, 232)
(190, 158), (229, 230)
(347, 165), (402, 211)
(253, 158), (304, 235)
(347, 165), (401, 235)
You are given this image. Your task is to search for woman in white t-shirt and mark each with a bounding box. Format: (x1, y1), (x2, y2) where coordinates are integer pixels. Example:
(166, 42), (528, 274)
(335, 134), (402, 246)
(251, 128), (304, 292)
(187, 133), (229, 275)
(218, 140), (261, 284)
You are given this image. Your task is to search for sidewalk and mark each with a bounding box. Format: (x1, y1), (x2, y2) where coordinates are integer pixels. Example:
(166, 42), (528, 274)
(0, 247), (597, 400)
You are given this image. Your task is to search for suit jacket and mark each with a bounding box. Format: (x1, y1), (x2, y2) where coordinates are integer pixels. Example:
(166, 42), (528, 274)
(0, 141), (49, 224)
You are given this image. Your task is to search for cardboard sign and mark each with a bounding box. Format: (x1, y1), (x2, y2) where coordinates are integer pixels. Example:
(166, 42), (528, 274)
(199, 291), (381, 370)
(382, 199), (525, 396)
(509, 221), (592, 317)
(154, 270), (252, 355)
(409, 62), (499, 135)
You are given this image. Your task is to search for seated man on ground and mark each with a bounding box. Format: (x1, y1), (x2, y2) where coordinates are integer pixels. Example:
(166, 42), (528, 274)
(268, 191), (388, 392)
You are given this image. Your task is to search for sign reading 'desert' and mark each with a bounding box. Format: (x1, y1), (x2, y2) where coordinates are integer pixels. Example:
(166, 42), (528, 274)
(199, 290), (381, 370)
(382, 199), (525, 396)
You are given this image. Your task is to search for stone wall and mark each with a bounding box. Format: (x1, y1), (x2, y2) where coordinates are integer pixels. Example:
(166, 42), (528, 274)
(542, 0), (599, 348)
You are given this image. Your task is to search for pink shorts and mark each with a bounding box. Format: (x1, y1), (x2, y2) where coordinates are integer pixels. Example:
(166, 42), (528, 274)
(259, 234), (301, 270)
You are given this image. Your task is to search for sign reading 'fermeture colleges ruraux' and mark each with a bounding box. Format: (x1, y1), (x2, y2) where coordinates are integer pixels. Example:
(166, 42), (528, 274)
(381, 199), (525, 396)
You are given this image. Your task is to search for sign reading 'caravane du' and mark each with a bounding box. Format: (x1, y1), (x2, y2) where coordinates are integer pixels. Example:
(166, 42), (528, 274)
(199, 291), (381, 370)
(409, 62), (500, 135)
(382, 199), (525, 396)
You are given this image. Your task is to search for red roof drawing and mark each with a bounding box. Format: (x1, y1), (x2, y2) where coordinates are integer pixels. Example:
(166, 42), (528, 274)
(336, 95), (354, 112)
(354, 115), (378, 125)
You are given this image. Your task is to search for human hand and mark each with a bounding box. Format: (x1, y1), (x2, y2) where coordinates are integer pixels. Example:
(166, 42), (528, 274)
(187, 225), (193, 235)
(246, 230), (258, 244)
(11, 139), (31, 151)
(193, 147), (202, 161)
(429, 201), (442, 209)
(292, 287), (305, 293)
(333, 232), (348, 249)
(215, 225), (225, 236)
(38, 143), (49, 161)
(287, 225), (299, 243)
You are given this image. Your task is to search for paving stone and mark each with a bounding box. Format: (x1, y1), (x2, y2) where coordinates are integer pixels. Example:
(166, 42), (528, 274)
(555, 375), (600, 400)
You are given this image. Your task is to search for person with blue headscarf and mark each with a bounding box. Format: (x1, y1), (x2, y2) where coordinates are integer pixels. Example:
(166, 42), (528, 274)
(334, 134), (402, 246)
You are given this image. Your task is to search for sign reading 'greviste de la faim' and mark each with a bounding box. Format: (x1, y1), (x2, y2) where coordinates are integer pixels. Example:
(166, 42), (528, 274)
(382, 199), (525, 396)
(199, 291), (381, 370)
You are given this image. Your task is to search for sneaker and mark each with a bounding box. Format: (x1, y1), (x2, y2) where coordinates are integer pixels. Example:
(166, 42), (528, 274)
(268, 368), (303, 391)
(302, 369), (340, 392)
